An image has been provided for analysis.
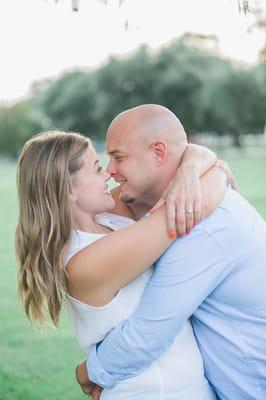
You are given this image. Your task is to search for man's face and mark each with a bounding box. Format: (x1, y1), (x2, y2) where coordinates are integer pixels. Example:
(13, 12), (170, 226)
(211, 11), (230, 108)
(106, 127), (157, 204)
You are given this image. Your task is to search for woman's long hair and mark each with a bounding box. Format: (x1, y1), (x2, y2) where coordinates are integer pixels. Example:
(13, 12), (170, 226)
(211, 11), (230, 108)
(16, 131), (90, 326)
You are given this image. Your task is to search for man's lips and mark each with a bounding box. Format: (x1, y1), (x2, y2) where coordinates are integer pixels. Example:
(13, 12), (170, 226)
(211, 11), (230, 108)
(118, 181), (127, 190)
(115, 179), (127, 185)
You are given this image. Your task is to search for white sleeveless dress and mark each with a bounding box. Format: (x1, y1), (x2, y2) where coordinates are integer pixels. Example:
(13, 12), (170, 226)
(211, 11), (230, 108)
(66, 213), (216, 400)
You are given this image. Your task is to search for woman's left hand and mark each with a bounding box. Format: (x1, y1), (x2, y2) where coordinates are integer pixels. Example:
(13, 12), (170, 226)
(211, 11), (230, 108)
(150, 165), (202, 237)
(76, 360), (103, 399)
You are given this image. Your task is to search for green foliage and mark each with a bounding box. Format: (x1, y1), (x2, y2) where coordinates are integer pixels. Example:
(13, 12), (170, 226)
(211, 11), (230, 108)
(1, 40), (266, 155)
(200, 67), (266, 145)
(0, 101), (43, 157)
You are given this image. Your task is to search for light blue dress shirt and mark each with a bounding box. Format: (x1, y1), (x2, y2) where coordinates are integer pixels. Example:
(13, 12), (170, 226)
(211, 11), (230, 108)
(88, 188), (266, 400)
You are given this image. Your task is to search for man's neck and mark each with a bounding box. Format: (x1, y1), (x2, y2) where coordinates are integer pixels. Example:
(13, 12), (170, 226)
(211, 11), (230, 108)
(127, 202), (151, 221)
(111, 186), (158, 220)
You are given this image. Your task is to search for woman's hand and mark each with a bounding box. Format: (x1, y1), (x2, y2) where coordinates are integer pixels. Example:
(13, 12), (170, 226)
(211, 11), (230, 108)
(150, 143), (217, 237)
(75, 360), (103, 399)
(150, 165), (202, 237)
(150, 159), (236, 238)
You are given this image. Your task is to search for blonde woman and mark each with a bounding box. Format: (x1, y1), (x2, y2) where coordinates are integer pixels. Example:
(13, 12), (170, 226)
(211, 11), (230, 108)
(16, 130), (226, 399)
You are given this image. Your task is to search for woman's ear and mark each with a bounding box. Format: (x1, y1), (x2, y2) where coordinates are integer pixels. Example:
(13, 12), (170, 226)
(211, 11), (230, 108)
(69, 182), (78, 203)
(69, 192), (77, 203)
(149, 140), (168, 164)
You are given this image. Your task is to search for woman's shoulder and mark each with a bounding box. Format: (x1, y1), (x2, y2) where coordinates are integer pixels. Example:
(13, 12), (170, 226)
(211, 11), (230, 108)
(65, 229), (103, 266)
(95, 212), (135, 230)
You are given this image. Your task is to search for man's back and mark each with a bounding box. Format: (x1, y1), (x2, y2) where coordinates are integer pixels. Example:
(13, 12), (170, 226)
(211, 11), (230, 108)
(192, 189), (266, 399)
(88, 188), (266, 400)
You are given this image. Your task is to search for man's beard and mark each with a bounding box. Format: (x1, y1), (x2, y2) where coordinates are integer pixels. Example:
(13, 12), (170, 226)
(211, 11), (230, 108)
(120, 193), (136, 204)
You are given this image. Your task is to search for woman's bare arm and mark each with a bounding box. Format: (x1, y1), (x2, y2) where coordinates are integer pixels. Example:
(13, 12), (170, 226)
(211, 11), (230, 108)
(67, 205), (171, 306)
(67, 167), (227, 307)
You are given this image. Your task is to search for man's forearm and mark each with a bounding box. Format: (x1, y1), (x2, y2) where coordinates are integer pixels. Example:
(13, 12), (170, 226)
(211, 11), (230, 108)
(88, 222), (230, 387)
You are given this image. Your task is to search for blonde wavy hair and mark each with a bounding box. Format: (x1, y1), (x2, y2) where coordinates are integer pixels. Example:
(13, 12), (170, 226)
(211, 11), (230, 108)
(16, 131), (90, 326)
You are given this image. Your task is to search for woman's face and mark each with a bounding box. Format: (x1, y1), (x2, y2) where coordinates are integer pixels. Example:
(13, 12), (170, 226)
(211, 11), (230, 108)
(70, 146), (115, 215)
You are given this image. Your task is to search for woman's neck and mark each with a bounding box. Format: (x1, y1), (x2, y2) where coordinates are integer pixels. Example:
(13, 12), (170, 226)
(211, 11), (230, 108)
(72, 211), (112, 234)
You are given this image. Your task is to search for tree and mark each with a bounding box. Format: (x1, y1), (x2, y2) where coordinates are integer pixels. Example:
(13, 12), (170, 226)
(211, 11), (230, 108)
(39, 70), (104, 138)
(0, 101), (42, 157)
(200, 66), (266, 146)
(2, 38), (264, 156)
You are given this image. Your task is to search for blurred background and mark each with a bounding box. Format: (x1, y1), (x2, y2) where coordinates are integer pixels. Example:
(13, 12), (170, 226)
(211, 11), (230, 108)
(0, 0), (265, 399)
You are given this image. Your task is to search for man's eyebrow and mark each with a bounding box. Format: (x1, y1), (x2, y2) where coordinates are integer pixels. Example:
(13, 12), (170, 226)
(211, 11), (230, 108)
(108, 150), (126, 156)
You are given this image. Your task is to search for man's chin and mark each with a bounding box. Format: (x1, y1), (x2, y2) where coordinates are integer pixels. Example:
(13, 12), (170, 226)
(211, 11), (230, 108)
(120, 193), (136, 204)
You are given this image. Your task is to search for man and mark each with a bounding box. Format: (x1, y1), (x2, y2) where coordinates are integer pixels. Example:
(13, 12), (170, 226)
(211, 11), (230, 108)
(77, 104), (266, 399)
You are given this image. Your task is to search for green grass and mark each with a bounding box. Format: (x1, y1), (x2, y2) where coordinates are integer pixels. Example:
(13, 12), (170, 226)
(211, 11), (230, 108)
(0, 150), (265, 400)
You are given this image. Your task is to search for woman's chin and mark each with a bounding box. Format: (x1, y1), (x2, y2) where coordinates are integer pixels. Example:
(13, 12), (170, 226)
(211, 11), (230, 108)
(106, 197), (116, 210)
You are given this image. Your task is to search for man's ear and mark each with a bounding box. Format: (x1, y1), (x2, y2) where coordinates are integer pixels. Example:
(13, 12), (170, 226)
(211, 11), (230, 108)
(149, 140), (168, 164)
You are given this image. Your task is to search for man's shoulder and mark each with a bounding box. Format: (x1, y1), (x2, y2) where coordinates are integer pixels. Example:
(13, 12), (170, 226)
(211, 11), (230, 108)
(201, 187), (265, 238)
(156, 187), (265, 265)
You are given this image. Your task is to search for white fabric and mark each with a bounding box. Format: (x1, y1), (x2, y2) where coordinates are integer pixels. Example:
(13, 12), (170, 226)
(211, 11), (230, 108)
(66, 213), (216, 399)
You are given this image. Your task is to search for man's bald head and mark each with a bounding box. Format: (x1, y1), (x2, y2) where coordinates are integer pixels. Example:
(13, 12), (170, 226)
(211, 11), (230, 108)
(106, 104), (188, 208)
(107, 104), (187, 154)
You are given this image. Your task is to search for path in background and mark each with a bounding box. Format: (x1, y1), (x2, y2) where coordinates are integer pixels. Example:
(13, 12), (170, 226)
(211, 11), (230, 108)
(0, 149), (265, 400)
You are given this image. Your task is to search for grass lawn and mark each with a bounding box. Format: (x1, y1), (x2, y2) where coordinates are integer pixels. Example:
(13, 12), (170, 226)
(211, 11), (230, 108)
(0, 149), (265, 400)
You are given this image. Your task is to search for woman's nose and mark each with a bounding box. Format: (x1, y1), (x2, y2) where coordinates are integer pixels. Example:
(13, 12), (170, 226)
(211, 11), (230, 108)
(104, 170), (111, 181)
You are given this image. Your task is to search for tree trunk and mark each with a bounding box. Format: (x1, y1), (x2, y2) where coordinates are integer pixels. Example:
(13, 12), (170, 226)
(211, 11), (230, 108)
(232, 130), (242, 147)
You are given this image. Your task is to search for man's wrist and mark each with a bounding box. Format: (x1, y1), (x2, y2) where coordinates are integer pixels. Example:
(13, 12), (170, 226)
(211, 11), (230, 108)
(87, 344), (116, 388)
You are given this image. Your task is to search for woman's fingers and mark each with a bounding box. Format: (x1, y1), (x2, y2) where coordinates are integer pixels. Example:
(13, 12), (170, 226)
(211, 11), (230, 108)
(166, 193), (177, 238)
(184, 203), (194, 233)
(151, 168), (204, 236)
(149, 197), (166, 214)
(193, 194), (202, 226)
(176, 204), (186, 236)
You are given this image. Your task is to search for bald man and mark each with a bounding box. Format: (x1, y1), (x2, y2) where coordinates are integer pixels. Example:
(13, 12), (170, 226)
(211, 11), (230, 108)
(106, 104), (218, 233)
(77, 105), (266, 400)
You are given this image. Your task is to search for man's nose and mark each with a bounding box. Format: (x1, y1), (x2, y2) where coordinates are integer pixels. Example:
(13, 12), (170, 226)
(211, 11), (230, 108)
(106, 159), (117, 177)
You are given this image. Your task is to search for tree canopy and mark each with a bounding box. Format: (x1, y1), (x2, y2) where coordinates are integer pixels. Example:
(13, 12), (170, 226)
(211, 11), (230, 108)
(1, 38), (265, 156)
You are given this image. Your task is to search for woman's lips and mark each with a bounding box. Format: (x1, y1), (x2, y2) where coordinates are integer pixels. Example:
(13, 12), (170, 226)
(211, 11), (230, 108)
(104, 186), (111, 195)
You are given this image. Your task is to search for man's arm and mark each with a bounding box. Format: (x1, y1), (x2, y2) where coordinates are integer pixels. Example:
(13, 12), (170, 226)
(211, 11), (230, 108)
(87, 214), (234, 388)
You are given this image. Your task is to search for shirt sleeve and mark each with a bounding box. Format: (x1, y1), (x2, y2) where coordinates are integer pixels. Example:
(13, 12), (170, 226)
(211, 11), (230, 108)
(87, 225), (232, 388)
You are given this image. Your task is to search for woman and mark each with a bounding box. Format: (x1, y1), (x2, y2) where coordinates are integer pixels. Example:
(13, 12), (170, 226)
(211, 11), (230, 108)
(16, 131), (226, 399)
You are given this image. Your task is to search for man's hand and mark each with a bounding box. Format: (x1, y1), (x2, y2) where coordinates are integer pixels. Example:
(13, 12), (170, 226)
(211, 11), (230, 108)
(75, 360), (103, 399)
(150, 165), (201, 237)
